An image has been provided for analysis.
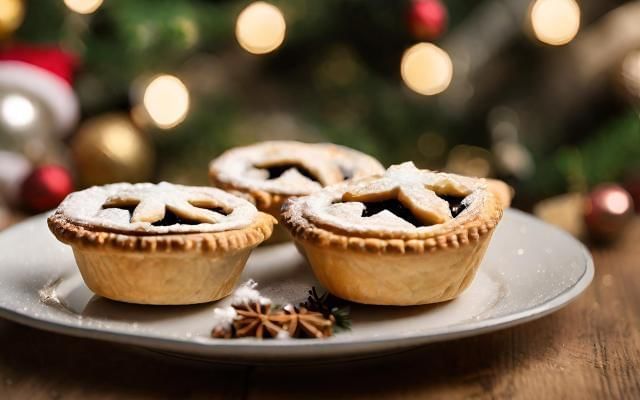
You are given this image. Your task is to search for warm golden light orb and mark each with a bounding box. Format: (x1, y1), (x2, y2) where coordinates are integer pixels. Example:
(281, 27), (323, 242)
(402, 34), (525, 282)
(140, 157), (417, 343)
(64, 0), (104, 15)
(142, 75), (190, 129)
(401, 43), (453, 96)
(0, 0), (25, 35)
(235, 2), (286, 55)
(530, 0), (580, 46)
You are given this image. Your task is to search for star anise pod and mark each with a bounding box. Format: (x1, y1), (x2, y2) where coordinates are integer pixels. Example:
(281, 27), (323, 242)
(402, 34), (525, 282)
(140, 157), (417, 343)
(210, 281), (343, 340)
(233, 302), (285, 339)
(271, 304), (334, 339)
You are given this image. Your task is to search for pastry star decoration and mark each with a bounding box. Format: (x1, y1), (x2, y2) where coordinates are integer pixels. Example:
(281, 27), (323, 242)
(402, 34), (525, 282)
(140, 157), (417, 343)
(254, 152), (344, 186)
(342, 162), (473, 225)
(103, 182), (227, 224)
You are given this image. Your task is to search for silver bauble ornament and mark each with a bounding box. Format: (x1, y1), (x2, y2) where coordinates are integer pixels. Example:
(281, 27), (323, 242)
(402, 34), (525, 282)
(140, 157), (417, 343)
(0, 86), (59, 162)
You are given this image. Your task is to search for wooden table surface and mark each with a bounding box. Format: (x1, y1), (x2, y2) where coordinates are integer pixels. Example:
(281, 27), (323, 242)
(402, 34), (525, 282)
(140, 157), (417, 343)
(1, 219), (639, 400)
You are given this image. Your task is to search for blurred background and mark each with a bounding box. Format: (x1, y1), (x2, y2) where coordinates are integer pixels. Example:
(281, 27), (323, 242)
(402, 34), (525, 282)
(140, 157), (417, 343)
(0, 0), (639, 240)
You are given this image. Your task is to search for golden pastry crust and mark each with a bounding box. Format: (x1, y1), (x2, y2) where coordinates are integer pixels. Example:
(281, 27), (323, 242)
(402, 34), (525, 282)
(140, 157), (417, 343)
(487, 178), (513, 209)
(298, 235), (494, 305)
(47, 182), (276, 305)
(209, 141), (385, 218)
(48, 210), (276, 254)
(282, 162), (504, 253)
(282, 203), (501, 255)
(281, 162), (510, 306)
(211, 180), (289, 218)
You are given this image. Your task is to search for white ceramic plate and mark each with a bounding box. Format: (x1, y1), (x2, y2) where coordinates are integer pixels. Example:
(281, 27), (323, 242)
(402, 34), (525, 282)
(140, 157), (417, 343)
(0, 210), (592, 364)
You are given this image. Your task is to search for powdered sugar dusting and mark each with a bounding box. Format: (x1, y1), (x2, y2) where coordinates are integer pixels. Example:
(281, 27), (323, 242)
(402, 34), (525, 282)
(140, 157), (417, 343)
(209, 141), (385, 196)
(211, 306), (237, 330)
(57, 182), (258, 234)
(297, 162), (489, 236)
(231, 279), (272, 306)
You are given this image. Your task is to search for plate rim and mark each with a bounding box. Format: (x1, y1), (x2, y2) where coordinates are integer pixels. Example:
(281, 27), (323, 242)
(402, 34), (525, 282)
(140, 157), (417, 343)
(0, 209), (594, 356)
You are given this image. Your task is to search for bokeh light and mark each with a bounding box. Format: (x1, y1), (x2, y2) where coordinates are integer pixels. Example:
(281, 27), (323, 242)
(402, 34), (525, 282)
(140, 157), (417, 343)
(621, 50), (640, 99)
(417, 132), (446, 160)
(235, 2), (286, 55)
(530, 0), (580, 46)
(63, 0), (104, 15)
(1, 94), (36, 128)
(143, 75), (190, 129)
(446, 145), (492, 178)
(0, 0), (24, 35)
(174, 16), (199, 48)
(604, 191), (631, 215)
(492, 141), (535, 179)
(401, 43), (453, 96)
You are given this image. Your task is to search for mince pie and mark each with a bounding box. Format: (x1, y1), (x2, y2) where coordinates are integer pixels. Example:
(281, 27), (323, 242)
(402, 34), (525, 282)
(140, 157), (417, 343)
(282, 162), (511, 306)
(48, 182), (275, 305)
(208, 141), (385, 218)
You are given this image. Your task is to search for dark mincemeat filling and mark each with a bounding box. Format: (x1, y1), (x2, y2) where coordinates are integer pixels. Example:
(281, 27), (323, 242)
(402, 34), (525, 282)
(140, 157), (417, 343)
(437, 195), (468, 218)
(151, 207), (228, 226)
(358, 195), (469, 227)
(102, 204), (229, 226)
(361, 199), (426, 227)
(259, 164), (319, 183)
(257, 163), (354, 183)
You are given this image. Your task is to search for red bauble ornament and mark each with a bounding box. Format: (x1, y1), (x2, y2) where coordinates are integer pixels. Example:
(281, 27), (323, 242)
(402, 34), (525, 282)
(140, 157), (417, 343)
(0, 44), (80, 136)
(0, 44), (78, 84)
(584, 184), (634, 241)
(408, 0), (448, 41)
(20, 165), (73, 212)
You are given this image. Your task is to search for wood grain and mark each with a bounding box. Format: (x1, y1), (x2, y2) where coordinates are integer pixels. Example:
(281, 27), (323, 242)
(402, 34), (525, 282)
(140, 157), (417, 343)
(1, 220), (639, 399)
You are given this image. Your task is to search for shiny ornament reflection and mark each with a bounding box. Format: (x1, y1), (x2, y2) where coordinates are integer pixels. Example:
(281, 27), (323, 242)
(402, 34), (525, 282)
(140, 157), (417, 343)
(0, 88), (59, 162)
(401, 43), (453, 96)
(236, 2), (286, 55)
(1, 94), (36, 128)
(603, 191), (631, 215)
(584, 184), (634, 241)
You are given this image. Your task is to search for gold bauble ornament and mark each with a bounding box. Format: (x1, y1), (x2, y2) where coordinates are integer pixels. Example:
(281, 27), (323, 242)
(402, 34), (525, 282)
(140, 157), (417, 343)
(0, 0), (24, 37)
(71, 113), (155, 186)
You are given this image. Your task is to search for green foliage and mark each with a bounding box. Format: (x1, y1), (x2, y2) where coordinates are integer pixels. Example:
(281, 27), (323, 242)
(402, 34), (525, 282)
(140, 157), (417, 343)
(301, 287), (352, 332)
(330, 305), (352, 333)
(575, 112), (640, 186)
(530, 112), (640, 196)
